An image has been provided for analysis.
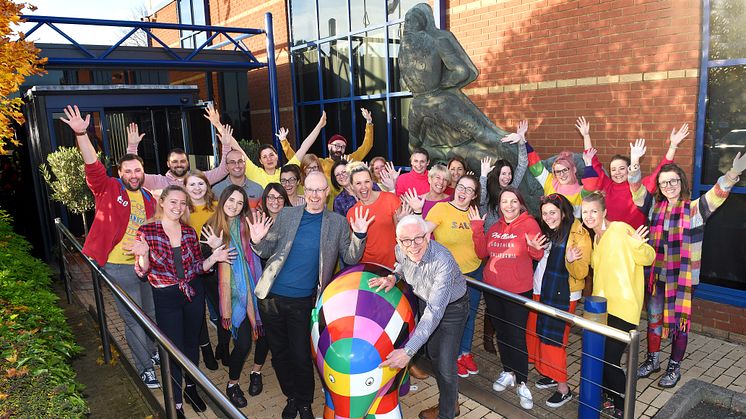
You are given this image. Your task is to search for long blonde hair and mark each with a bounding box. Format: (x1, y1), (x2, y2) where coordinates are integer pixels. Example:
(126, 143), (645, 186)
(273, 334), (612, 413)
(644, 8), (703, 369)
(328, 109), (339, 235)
(153, 185), (191, 224)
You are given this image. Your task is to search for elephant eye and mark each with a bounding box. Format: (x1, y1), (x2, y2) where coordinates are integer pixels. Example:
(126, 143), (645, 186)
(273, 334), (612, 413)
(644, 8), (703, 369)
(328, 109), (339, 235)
(365, 377), (374, 386)
(328, 374), (335, 383)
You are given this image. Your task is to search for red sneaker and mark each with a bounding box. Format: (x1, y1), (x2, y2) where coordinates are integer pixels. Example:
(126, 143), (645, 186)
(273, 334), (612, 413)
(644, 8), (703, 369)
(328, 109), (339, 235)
(456, 356), (469, 378)
(460, 353), (479, 375)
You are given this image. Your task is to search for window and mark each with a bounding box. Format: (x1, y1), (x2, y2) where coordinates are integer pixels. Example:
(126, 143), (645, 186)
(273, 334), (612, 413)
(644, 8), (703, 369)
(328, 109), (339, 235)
(177, 0), (208, 49)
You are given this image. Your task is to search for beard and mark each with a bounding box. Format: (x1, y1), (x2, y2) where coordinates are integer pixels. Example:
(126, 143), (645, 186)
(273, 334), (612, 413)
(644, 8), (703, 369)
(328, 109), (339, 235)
(169, 166), (189, 177)
(123, 177), (143, 192)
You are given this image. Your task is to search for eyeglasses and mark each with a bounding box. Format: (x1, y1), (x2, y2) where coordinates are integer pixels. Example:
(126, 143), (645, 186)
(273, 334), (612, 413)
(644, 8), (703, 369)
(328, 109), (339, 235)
(305, 186), (328, 195)
(280, 177), (298, 185)
(329, 143), (346, 150)
(553, 167), (570, 176)
(658, 178), (681, 188)
(227, 159), (245, 165)
(335, 171), (349, 179)
(455, 184), (476, 195)
(398, 234), (426, 248)
(266, 194), (285, 202)
(306, 166), (319, 172)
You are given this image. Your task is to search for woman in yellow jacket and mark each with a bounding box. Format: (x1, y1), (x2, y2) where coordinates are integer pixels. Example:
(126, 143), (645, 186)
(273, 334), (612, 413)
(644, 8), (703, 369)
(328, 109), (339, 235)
(581, 192), (655, 419)
(526, 193), (592, 408)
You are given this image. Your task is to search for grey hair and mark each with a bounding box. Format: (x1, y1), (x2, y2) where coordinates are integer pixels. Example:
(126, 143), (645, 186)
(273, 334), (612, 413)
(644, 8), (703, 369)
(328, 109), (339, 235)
(428, 163), (451, 182)
(396, 215), (428, 237)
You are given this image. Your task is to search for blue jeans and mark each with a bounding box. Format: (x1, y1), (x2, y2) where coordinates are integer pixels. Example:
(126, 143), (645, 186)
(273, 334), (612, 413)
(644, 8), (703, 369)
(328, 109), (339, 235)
(459, 264), (484, 355)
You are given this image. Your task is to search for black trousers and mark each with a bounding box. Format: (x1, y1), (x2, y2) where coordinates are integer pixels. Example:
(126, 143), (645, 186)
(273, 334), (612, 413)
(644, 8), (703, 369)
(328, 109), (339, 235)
(258, 294), (315, 406)
(484, 290), (532, 384)
(151, 281), (204, 404)
(605, 315), (635, 411)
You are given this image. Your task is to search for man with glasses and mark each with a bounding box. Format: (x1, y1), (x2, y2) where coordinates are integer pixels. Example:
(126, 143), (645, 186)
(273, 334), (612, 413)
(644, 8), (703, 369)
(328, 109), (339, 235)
(369, 215), (468, 419)
(212, 149), (263, 201)
(246, 171), (374, 419)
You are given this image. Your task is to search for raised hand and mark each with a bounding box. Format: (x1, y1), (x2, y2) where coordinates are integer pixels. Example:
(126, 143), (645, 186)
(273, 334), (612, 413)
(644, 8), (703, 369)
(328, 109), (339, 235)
(218, 123), (234, 147)
(360, 108), (373, 124)
(731, 152), (746, 175)
(341, 154), (356, 163)
(467, 206), (485, 222)
(630, 225), (649, 242)
(199, 225), (224, 249)
(276, 127), (289, 142)
(211, 244), (237, 264)
(516, 119), (529, 140)
(395, 200), (413, 221)
(566, 246), (583, 263)
(525, 232), (548, 250)
(380, 162), (401, 191)
(402, 188), (424, 214)
(318, 110), (327, 128)
(123, 237), (149, 257)
(203, 103), (221, 127)
(246, 212), (274, 243)
(60, 105), (90, 134)
(575, 116), (590, 137)
(669, 123), (690, 147)
(500, 133), (523, 145)
(630, 138), (647, 163)
(480, 157), (495, 177)
(127, 122), (145, 147)
(350, 206), (375, 234)
(583, 147), (597, 166)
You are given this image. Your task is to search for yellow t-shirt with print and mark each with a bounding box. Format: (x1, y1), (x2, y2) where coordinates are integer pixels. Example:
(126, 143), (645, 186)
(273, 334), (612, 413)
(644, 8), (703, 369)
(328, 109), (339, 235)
(107, 190), (146, 264)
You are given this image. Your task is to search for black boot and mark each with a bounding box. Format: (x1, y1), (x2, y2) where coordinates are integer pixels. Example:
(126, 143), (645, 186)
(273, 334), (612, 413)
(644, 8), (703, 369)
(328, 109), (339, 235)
(248, 371), (263, 396)
(201, 343), (218, 371)
(184, 384), (207, 412)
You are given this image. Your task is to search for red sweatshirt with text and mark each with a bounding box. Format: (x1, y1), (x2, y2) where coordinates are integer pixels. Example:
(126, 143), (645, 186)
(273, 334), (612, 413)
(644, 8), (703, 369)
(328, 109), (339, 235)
(471, 211), (543, 294)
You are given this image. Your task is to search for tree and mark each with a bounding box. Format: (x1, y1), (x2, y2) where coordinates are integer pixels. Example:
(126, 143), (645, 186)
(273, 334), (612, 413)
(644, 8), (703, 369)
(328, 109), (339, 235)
(39, 147), (94, 234)
(0, 1), (46, 152)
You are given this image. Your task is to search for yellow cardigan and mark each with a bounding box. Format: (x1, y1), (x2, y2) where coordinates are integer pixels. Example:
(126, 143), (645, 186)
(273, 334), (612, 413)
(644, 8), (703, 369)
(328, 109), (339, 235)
(565, 219), (592, 294)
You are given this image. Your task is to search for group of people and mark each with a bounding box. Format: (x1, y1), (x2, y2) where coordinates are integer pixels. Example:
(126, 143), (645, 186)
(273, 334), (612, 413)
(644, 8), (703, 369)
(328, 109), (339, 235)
(63, 101), (745, 419)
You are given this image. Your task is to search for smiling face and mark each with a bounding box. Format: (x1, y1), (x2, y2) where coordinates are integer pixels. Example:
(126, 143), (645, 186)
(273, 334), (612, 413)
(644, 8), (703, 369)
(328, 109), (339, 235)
(410, 152), (429, 174)
(304, 172), (329, 213)
(498, 166), (513, 188)
(453, 177), (476, 209)
(552, 162), (572, 185)
(371, 159), (385, 181)
(259, 147), (278, 171)
(167, 152), (189, 178)
(429, 172), (448, 194)
(118, 159), (145, 192)
(448, 161), (465, 185)
(581, 200), (606, 231)
(333, 164), (350, 188)
(159, 190), (188, 222)
(499, 191), (521, 222)
(265, 189), (286, 216)
(609, 158), (629, 184)
(222, 190), (245, 218)
(397, 222), (430, 263)
(226, 150), (246, 179)
(657, 170), (682, 202)
(328, 140), (346, 160)
(280, 171), (299, 196)
(351, 170), (375, 204)
(541, 202), (562, 231)
(185, 175), (207, 202)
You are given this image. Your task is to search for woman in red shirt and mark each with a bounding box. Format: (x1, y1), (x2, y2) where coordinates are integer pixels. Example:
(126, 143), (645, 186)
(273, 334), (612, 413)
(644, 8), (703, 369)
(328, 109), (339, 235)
(470, 186), (544, 410)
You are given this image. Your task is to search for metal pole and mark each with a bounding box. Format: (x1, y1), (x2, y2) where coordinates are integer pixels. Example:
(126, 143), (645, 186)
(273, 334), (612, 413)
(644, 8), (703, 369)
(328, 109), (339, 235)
(623, 329), (640, 419)
(160, 346), (177, 419)
(55, 219), (71, 304)
(90, 268), (112, 364)
(265, 12), (281, 154)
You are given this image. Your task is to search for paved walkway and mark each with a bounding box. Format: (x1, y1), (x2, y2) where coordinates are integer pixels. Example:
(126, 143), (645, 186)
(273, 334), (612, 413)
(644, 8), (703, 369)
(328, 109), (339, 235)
(62, 252), (746, 418)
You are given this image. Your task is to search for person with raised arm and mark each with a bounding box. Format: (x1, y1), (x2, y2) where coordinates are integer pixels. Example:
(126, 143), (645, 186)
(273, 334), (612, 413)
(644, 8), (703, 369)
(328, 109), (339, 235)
(125, 120), (232, 189)
(401, 163), (451, 218)
(580, 192), (655, 419)
(630, 142), (746, 389)
(578, 116), (689, 228)
(281, 108), (375, 178)
(59, 105), (160, 389)
(247, 171), (372, 419)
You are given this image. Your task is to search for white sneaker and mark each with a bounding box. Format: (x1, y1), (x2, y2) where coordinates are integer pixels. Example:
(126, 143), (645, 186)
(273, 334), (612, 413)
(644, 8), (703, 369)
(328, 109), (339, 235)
(517, 382), (533, 409)
(492, 371), (515, 392)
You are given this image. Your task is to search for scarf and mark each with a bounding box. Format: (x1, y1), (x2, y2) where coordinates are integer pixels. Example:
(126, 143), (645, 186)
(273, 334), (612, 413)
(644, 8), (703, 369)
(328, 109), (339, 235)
(537, 237), (570, 347)
(218, 218), (263, 340)
(649, 199), (693, 338)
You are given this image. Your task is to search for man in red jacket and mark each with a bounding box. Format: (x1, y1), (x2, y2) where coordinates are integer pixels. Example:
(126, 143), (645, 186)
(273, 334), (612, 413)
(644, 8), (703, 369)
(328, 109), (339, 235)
(61, 105), (160, 389)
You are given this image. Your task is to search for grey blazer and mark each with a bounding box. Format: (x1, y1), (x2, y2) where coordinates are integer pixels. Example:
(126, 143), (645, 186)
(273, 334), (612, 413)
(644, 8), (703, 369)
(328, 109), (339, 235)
(252, 205), (366, 299)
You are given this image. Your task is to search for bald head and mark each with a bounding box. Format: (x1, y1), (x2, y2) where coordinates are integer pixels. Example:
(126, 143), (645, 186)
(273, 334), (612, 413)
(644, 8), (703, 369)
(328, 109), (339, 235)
(304, 171), (329, 213)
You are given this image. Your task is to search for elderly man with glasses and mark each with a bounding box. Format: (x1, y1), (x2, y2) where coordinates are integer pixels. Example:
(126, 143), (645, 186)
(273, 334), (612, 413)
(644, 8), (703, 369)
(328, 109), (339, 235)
(369, 215), (468, 419)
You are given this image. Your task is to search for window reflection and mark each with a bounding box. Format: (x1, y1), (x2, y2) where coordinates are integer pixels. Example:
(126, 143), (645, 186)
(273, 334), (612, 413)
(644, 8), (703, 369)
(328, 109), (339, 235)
(352, 29), (387, 96)
(710, 1), (746, 61)
(701, 194), (746, 291)
(294, 105), (323, 157)
(351, 0), (385, 32)
(388, 24), (404, 92)
(290, 0), (317, 46)
(293, 47), (320, 102)
(354, 99), (387, 157)
(321, 39), (351, 99)
(387, 0), (429, 22)
(391, 97), (411, 166)
(319, 0), (349, 38)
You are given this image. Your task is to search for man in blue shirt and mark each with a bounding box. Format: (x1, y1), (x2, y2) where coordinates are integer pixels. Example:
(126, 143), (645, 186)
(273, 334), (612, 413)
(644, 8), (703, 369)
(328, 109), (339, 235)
(248, 171), (373, 419)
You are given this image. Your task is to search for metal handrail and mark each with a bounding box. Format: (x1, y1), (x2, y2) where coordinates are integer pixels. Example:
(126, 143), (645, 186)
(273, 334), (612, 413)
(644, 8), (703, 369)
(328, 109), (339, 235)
(466, 277), (640, 419)
(54, 218), (246, 419)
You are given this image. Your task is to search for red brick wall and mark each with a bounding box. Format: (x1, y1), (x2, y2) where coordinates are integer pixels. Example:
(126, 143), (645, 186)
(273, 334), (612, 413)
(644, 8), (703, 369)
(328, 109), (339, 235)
(691, 299), (746, 344)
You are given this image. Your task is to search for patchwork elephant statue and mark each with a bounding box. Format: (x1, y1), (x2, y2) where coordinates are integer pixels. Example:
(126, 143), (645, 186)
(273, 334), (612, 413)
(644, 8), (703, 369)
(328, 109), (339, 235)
(311, 263), (417, 419)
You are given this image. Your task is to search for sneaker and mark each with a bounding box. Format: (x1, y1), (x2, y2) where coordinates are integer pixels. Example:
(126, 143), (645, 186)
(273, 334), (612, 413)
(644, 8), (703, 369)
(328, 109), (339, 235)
(658, 361), (681, 388)
(281, 397), (297, 419)
(226, 383), (247, 408)
(535, 376), (558, 389)
(492, 371), (516, 392)
(637, 352), (661, 378)
(517, 382), (533, 409)
(140, 367), (160, 389)
(460, 353), (479, 375)
(612, 408), (624, 419)
(248, 371), (263, 396)
(184, 384), (207, 412)
(457, 357), (469, 378)
(546, 390), (573, 408)
(297, 404), (314, 419)
(151, 351), (160, 367)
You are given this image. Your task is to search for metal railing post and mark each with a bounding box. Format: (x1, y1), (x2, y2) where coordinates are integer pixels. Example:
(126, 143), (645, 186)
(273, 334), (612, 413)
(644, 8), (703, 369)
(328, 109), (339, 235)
(90, 268), (112, 364)
(54, 218), (71, 304)
(160, 346), (177, 419)
(623, 329), (640, 419)
(264, 12), (281, 155)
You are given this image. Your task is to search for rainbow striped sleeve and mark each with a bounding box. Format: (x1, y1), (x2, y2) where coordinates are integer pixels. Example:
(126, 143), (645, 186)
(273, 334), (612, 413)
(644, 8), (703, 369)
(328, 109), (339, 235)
(526, 142), (550, 188)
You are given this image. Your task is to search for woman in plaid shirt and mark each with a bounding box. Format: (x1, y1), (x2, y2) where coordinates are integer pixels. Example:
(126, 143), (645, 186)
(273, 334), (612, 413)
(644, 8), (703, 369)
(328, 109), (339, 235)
(132, 185), (234, 416)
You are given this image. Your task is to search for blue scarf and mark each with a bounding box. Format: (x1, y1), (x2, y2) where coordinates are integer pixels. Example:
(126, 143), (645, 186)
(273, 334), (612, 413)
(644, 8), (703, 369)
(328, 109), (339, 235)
(537, 238), (570, 347)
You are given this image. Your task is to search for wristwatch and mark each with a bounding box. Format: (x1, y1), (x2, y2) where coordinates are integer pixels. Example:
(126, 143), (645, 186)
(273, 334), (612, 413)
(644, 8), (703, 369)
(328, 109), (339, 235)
(404, 347), (416, 357)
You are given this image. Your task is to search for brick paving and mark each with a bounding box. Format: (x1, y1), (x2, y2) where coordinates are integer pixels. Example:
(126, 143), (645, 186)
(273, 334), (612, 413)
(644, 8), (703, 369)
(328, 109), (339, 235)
(62, 251), (746, 418)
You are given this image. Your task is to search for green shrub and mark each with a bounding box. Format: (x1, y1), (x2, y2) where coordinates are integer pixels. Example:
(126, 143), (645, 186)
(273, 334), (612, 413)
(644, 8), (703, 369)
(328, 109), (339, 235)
(0, 211), (88, 417)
